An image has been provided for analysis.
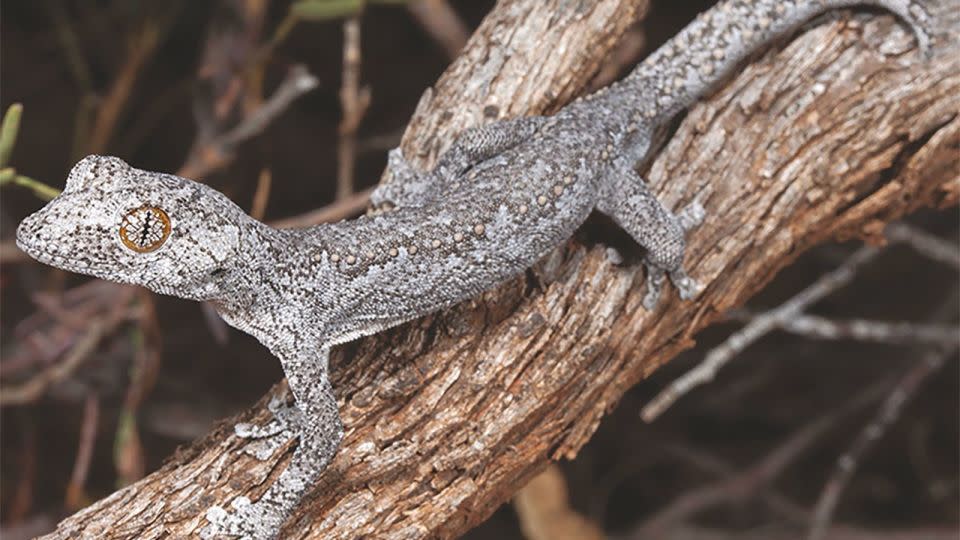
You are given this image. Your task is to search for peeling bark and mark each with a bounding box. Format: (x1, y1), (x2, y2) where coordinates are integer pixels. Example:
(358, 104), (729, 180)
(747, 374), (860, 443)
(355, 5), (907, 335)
(40, 0), (958, 539)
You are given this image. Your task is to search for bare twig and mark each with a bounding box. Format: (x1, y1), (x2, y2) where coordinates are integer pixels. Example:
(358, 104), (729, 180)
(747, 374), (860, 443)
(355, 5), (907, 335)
(406, 0), (470, 60)
(662, 443), (809, 525)
(86, 21), (162, 154)
(886, 223), (960, 270)
(250, 168), (272, 221)
(514, 465), (604, 540)
(807, 345), (957, 540)
(642, 246), (883, 422)
(0, 321), (106, 406)
(726, 312), (959, 347)
(336, 16), (370, 201)
(807, 283), (959, 540)
(588, 23), (647, 91)
(179, 65), (318, 180)
(1, 284), (136, 405)
(8, 422), (36, 523)
(66, 394), (100, 510)
(629, 381), (889, 539)
(269, 186), (373, 229)
(1, 239), (32, 264)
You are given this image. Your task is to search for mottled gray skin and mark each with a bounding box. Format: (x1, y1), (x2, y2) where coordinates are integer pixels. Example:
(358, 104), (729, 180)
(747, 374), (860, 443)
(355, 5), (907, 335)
(15, 1), (931, 538)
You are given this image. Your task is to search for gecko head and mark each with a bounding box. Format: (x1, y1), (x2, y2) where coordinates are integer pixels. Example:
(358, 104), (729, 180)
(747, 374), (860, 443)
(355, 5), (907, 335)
(16, 155), (257, 301)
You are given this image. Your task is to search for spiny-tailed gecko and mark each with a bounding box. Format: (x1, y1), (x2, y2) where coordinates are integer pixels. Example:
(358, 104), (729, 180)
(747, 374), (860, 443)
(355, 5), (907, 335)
(16, 1), (931, 538)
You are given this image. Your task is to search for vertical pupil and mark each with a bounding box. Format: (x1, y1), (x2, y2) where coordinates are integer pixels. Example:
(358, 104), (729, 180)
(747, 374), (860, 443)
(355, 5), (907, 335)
(140, 210), (152, 245)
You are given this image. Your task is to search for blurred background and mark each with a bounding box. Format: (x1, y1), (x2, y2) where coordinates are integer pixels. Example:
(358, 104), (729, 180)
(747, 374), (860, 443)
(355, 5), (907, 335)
(1, 1), (956, 539)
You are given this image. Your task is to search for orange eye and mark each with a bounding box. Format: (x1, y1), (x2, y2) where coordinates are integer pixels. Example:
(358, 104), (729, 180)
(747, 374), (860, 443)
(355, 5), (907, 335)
(119, 206), (171, 253)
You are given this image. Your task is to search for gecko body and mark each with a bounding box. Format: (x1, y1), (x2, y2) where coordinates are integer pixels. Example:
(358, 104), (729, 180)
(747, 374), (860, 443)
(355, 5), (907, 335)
(16, 1), (931, 538)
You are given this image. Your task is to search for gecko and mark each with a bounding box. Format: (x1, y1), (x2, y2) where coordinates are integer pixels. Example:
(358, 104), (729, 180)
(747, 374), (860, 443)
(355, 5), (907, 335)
(15, 1), (931, 538)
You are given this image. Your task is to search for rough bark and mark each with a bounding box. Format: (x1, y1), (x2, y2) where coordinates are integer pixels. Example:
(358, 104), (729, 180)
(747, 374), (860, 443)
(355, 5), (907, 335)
(41, 0), (958, 539)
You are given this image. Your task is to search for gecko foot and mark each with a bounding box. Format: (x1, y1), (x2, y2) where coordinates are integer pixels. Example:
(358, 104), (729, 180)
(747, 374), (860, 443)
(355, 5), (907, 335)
(642, 263), (703, 310)
(678, 200), (706, 231)
(202, 496), (284, 540)
(234, 395), (302, 460)
(642, 266), (667, 310)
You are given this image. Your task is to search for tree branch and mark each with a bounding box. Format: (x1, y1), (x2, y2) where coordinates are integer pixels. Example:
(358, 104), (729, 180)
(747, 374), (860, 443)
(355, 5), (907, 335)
(40, 0), (958, 538)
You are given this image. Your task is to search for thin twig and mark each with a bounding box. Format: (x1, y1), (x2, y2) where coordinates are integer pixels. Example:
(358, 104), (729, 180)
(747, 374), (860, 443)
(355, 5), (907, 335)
(589, 24), (647, 91)
(179, 65), (318, 179)
(0, 321), (106, 406)
(806, 285), (960, 540)
(661, 443), (809, 525)
(807, 345), (957, 540)
(66, 394), (99, 510)
(727, 311), (959, 347)
(250, 168), (272, 221)
(628, 381), (889, 539)
(886, 223), (960, 270)
(270, 186), (373, 229)
(337, 16), (370, 201)
(406, 0), (470, 60)
(514, 464), (605, 540)
(86, 22), (162, 154)
(642, 246), (883, 422)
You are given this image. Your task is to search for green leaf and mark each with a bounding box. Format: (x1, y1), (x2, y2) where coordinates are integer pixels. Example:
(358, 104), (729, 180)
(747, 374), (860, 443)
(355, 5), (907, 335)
(0, 103), (23, 169)
(291, 0), (363, 20)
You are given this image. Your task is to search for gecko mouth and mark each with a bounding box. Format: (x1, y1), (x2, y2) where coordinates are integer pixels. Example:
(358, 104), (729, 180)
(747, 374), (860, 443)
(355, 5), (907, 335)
(16, 217), (99, 276)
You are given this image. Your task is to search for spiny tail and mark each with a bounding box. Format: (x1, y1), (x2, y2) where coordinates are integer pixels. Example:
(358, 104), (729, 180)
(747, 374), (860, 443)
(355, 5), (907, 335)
(618, 0), (932, 129)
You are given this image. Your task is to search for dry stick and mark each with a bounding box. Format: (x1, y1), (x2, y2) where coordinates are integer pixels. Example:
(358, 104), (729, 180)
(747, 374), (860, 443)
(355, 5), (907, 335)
(0, 285), (136, 406)
(250, 169), (272, 221)
(514, 464), (605, 540)
(726, 312), (959, 347)
(886, 223), (960, 270)
(806, 291), (960, 540)
(179, 65), (318, 179)
(8, 423), (37, 522)
(628, 380), (891, 539)
(661, 443), (809, 525)
(66, 394), (100, 510)
(642, 246), (883, 422)
(406, 0), (470, 60)
(588, 23), (648, 91)
(807, 344), (958, 540)
(0, 321), (106, 406)
(336, 16), (369, 201)
(86, 24), (161, 155)
(269, 186), (373, 229)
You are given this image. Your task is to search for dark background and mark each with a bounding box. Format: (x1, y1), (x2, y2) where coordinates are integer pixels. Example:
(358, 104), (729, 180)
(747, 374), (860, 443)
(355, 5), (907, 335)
(1, 1), (956, 538)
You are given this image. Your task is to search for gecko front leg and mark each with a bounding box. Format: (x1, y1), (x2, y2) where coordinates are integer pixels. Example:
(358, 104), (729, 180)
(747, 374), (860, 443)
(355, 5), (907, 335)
(203, 346), (343, 540)
(597, 159), (705, 309)
(370, 116), (545, 209)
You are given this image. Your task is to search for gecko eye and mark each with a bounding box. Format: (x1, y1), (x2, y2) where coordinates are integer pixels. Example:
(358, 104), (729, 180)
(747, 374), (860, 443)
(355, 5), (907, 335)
(119, 206), (171, 253)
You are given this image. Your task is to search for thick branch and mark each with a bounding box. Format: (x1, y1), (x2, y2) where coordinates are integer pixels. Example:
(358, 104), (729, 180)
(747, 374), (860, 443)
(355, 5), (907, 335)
(41, 1), (958, 539)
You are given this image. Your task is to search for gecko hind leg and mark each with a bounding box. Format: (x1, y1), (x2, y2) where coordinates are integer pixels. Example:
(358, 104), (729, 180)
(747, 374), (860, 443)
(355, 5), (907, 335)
(597, 163), (704, 309)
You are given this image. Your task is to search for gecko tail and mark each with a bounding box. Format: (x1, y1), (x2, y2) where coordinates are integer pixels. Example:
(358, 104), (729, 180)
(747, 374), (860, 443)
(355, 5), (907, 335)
(617, 0), (933, 127)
